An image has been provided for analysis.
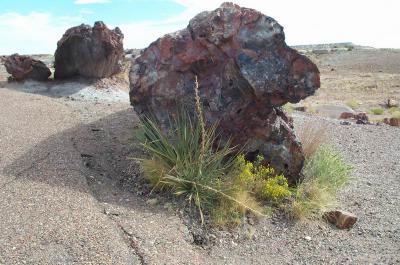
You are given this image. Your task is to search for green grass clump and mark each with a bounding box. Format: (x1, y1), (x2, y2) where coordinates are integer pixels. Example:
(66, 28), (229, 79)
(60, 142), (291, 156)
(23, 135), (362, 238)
(259, 175), (291, 203)
(345, 99), (359, 109)
(289, 145), (353, 220)
(388, 107), (400, 114)
(391, 111), (400, 119)
(369, 107), (384, 115)
(283, 103), (294, 113)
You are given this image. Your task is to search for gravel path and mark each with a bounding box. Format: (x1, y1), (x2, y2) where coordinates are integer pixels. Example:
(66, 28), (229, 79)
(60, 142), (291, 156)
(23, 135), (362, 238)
(0, 80), (399, 264)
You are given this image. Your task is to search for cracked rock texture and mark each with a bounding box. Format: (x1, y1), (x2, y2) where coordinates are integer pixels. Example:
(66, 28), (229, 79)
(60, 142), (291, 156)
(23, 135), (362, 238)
(129, 2), (320, 181)
(54, 21), (124, 79)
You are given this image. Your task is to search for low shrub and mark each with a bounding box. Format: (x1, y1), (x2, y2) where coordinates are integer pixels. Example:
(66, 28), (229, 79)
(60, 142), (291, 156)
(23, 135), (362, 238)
(391, 111), (400, 119)
(345, 99), (359, 109)
(283, 103), (294, 113)
(297, 123), (327, 159)
(259, 175), (291, 203)
(388, 107), (400, 114)
(289, 144), (353, 220)
(369, 107), (384, 115)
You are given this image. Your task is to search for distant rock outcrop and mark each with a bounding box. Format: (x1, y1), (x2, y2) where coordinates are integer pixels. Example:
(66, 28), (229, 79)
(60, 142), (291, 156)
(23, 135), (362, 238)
(54, 21), (124, 79)
(129, 3), (320, 181)
(3, 54), (51, 81)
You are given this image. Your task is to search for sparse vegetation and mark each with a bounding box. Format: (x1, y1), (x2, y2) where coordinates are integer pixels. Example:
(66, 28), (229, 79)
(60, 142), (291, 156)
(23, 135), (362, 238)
(369, 107), (385, 115)
(345, 99), (359, 109)
(391, 111), (400, 119)
(289, 145), (353, 220)
(135, 78), (353, 226)
(297, 123), (327, 159)
(283, 103), (295, 113)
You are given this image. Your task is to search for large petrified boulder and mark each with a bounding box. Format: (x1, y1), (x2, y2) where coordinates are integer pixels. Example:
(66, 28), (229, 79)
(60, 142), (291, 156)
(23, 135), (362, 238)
(3, 54), (51, 81)
(54, 21), (124, 79)
(129, 3), (320, 181)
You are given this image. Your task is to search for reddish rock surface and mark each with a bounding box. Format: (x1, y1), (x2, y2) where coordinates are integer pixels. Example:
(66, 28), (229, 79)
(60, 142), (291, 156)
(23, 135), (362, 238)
(339, 112), (355, 119)
(129, 3), (320, 181)
(384, 117), (400, 127)
(3, 54), (51, 81)
(54, 21), (124, 79)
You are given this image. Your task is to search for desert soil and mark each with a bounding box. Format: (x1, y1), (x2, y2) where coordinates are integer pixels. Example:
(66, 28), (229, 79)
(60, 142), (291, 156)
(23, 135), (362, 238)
(0, 48), (399, 264)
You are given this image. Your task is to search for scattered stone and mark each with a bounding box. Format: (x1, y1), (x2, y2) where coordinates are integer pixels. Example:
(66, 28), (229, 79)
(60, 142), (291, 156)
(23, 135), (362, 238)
(146, 198), (158, 206)
(3, 54), (51, 81)
(294, 106), (307, 112)
(54, 21), (124, 79)
(304, 236), (312, 241)
(340, 121), (351, 125)
(129, 3), (320, 181)
(383, 118), (400, 127)
(324, 210), (358, 229)
(387, 99), (398, 108)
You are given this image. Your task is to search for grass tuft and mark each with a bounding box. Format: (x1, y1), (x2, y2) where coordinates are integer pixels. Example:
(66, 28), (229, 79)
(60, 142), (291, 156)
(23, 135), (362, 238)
(289, 145), (353, 220)
(283, 103), (294, 113)
(297, 123), (327, 159)
(345, 99), (359, 109)
(391, 111), (400, 119)
(369, 107), (384, 115)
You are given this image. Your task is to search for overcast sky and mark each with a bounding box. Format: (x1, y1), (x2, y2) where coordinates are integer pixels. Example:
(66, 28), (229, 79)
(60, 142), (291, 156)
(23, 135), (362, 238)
(1, 0), (399, 55)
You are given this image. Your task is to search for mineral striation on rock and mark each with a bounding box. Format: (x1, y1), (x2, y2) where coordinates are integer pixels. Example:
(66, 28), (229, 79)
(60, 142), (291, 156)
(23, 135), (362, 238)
(3, 54), (51, 81)
(129, 3), (320, 181)
(54, 21), (124, 79)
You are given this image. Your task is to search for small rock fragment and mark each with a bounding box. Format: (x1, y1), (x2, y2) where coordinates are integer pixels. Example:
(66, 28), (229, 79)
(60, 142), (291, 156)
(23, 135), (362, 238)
(324, 210), (358, 229)
(340, 121), (351, 125)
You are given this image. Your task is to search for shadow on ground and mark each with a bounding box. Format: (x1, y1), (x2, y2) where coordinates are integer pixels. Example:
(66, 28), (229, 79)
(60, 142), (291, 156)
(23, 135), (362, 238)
(2, 107), (213, 264)
(3, 108), (152, 209)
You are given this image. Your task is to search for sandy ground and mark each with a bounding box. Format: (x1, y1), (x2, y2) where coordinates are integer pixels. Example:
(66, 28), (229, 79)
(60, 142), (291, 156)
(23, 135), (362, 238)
(0, 49), (399, 264)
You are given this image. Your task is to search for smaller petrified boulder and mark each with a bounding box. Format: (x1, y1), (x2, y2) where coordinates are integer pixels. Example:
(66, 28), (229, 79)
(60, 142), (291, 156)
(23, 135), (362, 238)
(3, 54), (51, 81)
(324, 210), (358, 229)
(384, 118), (400, 127)
(340, 112), (369, 124)
(339, 112), (354, 119)
(54, 21), (124, 79)
(354, 112), (369, 124)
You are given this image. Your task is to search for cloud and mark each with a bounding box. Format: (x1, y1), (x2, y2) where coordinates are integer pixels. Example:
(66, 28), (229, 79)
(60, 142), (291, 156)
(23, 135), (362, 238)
(166, 0), (400, 49)
(74, 0), (110, 5)
(1, 0), (400, 55)
(0, 12), (83, 55)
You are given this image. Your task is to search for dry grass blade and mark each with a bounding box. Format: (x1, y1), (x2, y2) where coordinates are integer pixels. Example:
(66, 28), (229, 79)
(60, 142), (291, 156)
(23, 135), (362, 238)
(297, 122), (328, 159)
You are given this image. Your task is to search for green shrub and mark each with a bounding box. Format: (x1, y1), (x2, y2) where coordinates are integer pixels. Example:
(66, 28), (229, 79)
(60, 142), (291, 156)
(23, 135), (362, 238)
(369, 107), (384, 115)
(283, 103), (294, 113)
(259, 175), (291, 202)
(345, 99), (359, 109)
(391, 111), (400, 119)
(388, 107), (400, 114)
(289, 144), (352, 220)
